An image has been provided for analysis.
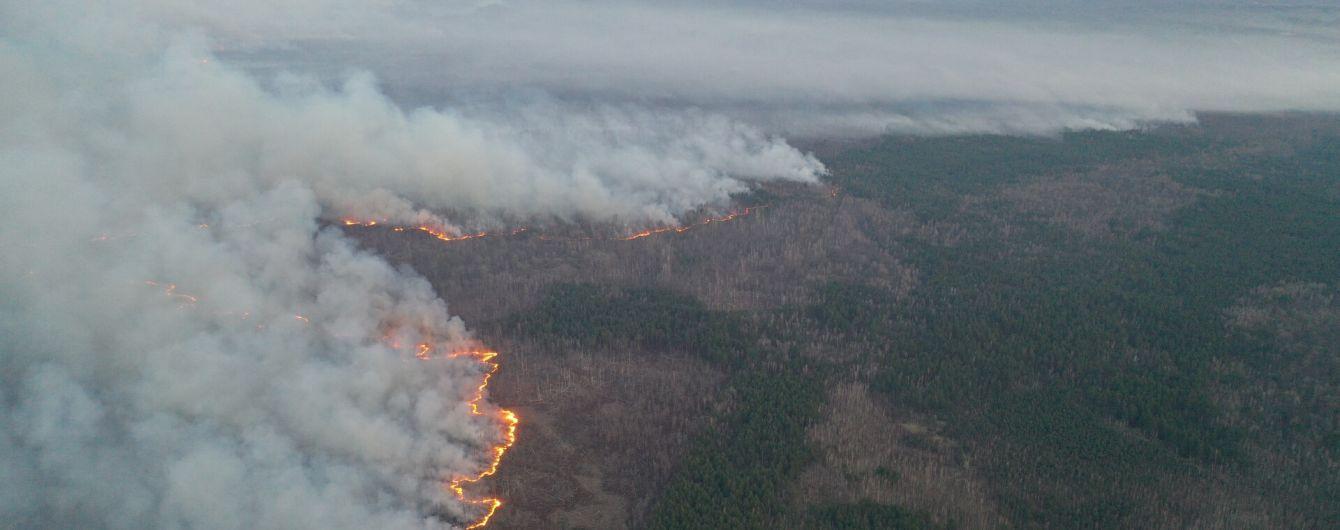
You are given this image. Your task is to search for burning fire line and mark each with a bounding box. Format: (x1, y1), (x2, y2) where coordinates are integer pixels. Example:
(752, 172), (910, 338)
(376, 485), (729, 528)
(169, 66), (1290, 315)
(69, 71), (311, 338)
(620, 205), (763, 240)
(386, 336), (515, 527)
(333, 204), (765, 526)
(132, 229), (516, 528)
(435, 348), (519, 530)
(339, 205), (764, 246)
(342, 219), (489, 243)
(126, 198), (768, 527)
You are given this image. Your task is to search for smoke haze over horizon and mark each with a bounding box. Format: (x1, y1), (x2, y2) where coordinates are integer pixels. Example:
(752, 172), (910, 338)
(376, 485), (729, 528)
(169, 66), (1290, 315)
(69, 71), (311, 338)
(62, 0), (1340, 136)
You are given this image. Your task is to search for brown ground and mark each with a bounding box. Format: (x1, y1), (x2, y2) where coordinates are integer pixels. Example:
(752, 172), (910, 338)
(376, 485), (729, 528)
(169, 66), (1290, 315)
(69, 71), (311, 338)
(790, 382), (1006, 529)
(345, 116), (1337, 529)
(350, 183), (925, 528)
(349, 165), (1209, 528)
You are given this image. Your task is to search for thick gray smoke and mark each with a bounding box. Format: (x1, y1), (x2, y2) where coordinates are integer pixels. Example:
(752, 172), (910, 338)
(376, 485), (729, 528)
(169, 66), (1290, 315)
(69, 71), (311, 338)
(0, 3), (821, 530)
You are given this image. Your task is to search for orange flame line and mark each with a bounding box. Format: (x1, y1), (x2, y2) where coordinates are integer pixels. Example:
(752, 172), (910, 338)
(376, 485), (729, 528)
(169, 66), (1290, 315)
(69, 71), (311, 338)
(340, 205), (763, 246)
(444, 350), (518, 529)
(345, 205), (763, 527)
(341, 219), (490, 243)
(621, 205), (762, 240)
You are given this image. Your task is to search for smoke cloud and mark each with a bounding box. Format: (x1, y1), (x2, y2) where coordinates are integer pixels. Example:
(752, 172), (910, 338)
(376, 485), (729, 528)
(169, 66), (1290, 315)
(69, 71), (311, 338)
(0, 2), (821, 529)
(103, 0), (1340, 136)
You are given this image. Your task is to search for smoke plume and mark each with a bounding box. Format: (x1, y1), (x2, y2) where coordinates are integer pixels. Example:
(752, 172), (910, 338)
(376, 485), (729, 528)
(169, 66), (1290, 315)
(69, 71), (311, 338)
(0, 3), (821, 529)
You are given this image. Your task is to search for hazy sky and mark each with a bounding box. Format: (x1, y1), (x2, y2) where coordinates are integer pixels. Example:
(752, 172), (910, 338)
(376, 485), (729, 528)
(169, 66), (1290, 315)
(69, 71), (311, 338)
(80, 0), (1340, 136)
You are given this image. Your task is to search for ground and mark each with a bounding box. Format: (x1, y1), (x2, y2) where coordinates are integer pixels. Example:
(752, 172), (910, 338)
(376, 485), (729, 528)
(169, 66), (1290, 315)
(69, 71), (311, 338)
(351, 112), (1340, 529)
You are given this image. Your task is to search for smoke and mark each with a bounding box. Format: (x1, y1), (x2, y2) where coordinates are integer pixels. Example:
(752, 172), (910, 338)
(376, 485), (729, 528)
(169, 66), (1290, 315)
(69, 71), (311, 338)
(115, 0), (1340, 136)
(0, 2), (822, 530)
(5, 1), (1337, 528)
(2, 183), (486, 529)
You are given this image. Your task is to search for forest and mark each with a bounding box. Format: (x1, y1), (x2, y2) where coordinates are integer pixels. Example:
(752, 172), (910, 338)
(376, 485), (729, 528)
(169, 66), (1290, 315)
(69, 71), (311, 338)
(354, 113), (1340, 529)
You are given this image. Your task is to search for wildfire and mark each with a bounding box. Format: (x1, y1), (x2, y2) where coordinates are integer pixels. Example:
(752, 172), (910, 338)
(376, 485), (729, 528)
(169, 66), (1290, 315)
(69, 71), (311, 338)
(332, 204), (768, 527)
(386, 334), (516, 528)
(144, 280), (199, 305)
(339, 204), (764, 246)
(620, 225), (692, 241)
(443, 350), (518, 529)
(133, 227), (517, 528)
(621, 206), (763, 240)
(341, 218), (489, 243)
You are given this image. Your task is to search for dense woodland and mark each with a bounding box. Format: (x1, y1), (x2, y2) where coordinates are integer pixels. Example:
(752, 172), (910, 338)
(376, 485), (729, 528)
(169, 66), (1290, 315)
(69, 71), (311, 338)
(355, 113), (1340, 529)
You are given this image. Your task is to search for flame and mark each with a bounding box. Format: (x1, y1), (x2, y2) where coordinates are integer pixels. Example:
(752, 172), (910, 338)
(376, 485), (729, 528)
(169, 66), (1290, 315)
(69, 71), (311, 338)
(341, 218), (490, 243)
(444, 350), (518, 529)
(419, 226), (489, 243)
(335, 204), (765, 527)
(380, 330), (515, 528)
(144, 280), (199, 305)
(621, 206), (763, 240)
(136, 219), (518, 528)
(621, 225), (692, 241)
(145, 204), (761, 526)
(339, 204), (763, 246)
